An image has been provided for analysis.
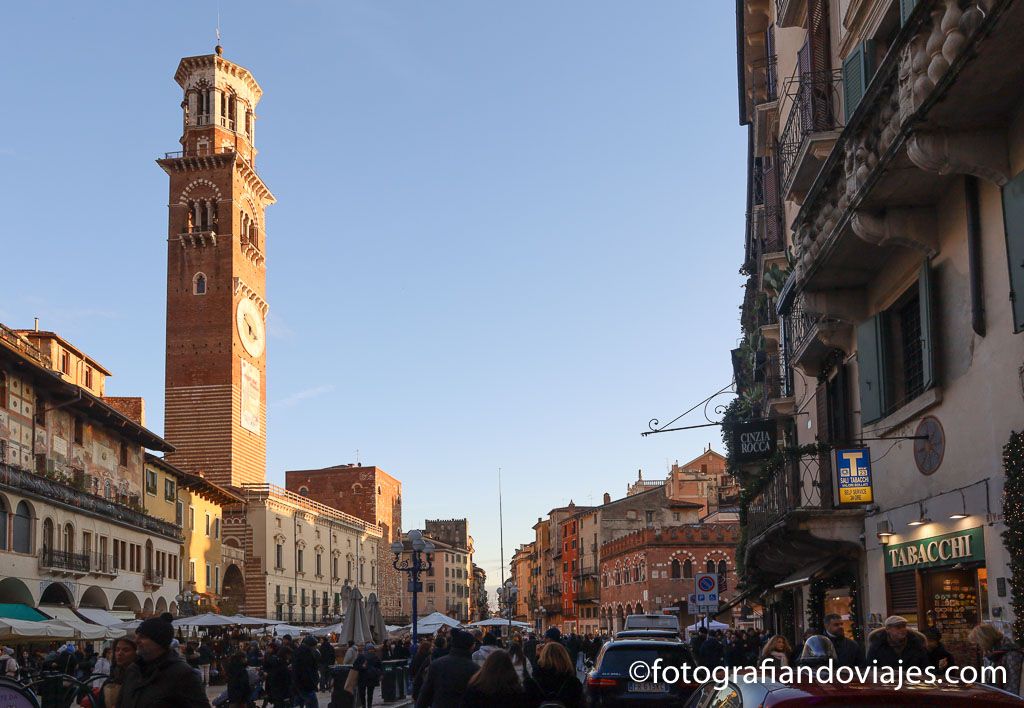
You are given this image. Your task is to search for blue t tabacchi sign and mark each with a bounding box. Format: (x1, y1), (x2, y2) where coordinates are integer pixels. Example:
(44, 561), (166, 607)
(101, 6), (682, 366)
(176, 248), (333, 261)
(835, 447), (873, 505)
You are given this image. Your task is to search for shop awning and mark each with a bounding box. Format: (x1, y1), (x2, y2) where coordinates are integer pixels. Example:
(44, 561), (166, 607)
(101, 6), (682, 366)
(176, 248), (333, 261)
(717, 586), (764, 615)
(76, 607), (124, 627)
(39, 605), (123, 640)
(0, 603), (49, 622)
(773, 557), (839, 590)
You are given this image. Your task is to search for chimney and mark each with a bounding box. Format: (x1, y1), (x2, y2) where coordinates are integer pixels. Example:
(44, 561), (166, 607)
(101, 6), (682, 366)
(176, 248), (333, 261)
(603, 492), (611, 505)
(34, 317), (39, 331)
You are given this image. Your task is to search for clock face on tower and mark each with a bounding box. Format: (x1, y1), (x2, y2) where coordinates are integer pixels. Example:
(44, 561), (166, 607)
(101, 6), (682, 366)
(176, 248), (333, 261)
(236, 297), (266, 358)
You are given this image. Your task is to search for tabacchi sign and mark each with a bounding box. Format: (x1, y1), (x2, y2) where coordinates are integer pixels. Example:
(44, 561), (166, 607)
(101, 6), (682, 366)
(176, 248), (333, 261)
(883, 527), (985, 573)
(730, 420), (778, 464)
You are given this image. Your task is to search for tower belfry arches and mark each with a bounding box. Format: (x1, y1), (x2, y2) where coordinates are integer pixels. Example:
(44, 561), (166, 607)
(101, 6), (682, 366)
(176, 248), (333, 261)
(157, 47), (275, 488)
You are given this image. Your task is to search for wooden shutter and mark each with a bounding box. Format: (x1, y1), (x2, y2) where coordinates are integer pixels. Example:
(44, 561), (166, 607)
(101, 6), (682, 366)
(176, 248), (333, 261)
(1001, 169), (1024, 332)
(843, 42), (875, 123)
(918, 259), (935, 389)
(900, 0), (919, 25)
(764, 157), (782, 251)
(807, 0), (833, 130)
(857, 315), (886, 424)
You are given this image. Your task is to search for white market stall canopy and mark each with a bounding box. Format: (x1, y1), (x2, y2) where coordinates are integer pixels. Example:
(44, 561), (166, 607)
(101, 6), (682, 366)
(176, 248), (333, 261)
(172, 613), (234, 628)
(76, 608), (125, 627)
(310, 622), (345, 637)
(684, 619), (729, 632)
(0, 618), (76, 642)
(467, 618), (531, 630)
(223, 615), (284, 626)
(39, 606), (123, 639)
(409, 612), (463, 635)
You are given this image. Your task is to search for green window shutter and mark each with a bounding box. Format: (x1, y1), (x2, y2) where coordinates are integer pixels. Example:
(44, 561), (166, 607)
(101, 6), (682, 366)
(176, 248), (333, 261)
(857, 314), (886, 424)
(900, 0), (919, 25)
(1001, 169), (1024, 332)
(842, 41), (875, 123)
(918, 258), (935, 389)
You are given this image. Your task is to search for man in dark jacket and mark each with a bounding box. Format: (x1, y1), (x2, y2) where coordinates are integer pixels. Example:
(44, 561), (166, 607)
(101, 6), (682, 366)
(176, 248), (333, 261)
(866, 616), (929, 669)
(318, 637), (334, 690)
(291, 636), (320, 708)
(117, 614), (210, 708)
(698, 630), (725, 668)
(415, 628), (479, 708)
(824, 614), (865, 668)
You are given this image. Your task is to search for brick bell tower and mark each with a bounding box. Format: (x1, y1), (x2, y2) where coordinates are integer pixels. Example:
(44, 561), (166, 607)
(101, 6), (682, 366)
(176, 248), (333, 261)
(158, 45), (274, 488)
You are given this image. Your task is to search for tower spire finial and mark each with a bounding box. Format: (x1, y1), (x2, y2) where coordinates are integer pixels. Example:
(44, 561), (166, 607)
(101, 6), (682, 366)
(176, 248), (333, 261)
(215, 2), (223, 55)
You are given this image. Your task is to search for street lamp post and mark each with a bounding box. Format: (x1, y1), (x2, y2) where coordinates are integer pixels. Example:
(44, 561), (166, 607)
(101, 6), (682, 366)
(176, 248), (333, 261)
(496, 579), (517, 641)
(391, 529), (435, 648)
(175, 588), (199, 617)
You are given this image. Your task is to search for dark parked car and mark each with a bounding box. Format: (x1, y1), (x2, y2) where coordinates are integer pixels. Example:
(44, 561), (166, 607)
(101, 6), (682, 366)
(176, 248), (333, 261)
(613, 630), (681, 641)
(585, 639), (698, 706)
(683, 679), (1024, 707)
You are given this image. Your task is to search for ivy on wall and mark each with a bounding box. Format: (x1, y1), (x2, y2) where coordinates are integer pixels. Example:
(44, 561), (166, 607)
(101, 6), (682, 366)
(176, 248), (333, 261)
(1002, 430), (1024, 641)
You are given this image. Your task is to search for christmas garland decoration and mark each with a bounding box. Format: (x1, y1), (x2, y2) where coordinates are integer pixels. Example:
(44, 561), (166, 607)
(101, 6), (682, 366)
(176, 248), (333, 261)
(807, 570), (862, 643)
(1002, 430), (1024, 641)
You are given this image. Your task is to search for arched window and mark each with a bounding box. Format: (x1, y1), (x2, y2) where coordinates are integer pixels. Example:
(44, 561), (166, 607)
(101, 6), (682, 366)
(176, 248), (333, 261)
(717, 559), (727, 576)
(683, 559), (693, 578)
(0, 496), (8, 550)
(42, 518), (54, 552)
(193, 273), (207, 295)
(298, 486), (309, 496)
(13, 502), (31, 553)
(63, 523), (74, 554)
(670, 558), (681, 579)
(706, 560), (715, 574)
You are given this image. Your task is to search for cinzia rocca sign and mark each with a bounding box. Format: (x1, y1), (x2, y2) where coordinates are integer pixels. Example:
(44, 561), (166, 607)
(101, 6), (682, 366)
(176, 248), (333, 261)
(730, 420), (777, 464)
(883, 526), (985, 573)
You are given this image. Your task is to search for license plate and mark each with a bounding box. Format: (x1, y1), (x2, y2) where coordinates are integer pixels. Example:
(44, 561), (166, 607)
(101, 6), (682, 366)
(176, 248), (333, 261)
(628, 682), (668, 693)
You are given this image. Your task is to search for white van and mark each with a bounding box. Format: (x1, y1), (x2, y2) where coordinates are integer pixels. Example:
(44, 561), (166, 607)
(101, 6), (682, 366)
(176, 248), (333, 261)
(622, 613), (679, 633)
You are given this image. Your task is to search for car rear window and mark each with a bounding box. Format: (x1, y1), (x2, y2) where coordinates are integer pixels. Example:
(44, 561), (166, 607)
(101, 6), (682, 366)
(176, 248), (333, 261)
(597, 645), (692, 674)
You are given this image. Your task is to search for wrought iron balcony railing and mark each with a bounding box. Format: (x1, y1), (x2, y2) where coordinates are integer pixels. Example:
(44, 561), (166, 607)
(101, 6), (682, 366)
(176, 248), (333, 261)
(143, 569), (164, 586)
(39, 549), (91, 574)
(163, 146), (236, 159)
(1, 462), (181, 542)
(746, 453), (832, 543)
(777, 69), (843, 190)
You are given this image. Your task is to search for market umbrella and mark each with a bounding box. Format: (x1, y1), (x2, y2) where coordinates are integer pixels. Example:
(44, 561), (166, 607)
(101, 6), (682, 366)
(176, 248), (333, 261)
(224, 615), (283, 626)
(411, 611), (462, 635)
(366, 593), (386, 643)
(310, 621), (345, 637)
(467, 617), (532, 630)
(172, 612), (234, 627)
(339, 588), (372, 645)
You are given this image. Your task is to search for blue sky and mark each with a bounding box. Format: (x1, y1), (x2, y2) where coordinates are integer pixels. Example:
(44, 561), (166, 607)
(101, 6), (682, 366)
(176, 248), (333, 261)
(0, 1), (745, 597)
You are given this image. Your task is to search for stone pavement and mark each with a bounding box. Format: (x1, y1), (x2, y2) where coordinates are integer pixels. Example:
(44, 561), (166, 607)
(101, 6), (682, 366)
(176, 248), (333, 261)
(204, 684), (414, 707)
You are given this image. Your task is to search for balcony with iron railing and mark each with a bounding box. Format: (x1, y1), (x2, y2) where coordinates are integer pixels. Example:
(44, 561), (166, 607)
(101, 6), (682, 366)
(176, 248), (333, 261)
(784, 290), (849, 376)
(1, 462), (182, 543)
(143, 569), (164, 587)
(743, 447), (865, 584)
(745, 453), (830, 545)
(777, 68), (843, 201)
(752, 54), (780, 156)
(39, 548), (90, 575)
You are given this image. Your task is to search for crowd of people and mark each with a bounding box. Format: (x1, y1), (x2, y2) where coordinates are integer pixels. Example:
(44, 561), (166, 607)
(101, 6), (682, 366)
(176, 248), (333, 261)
(685, 615), (1023, 696)
(1, 613), (1021, 706)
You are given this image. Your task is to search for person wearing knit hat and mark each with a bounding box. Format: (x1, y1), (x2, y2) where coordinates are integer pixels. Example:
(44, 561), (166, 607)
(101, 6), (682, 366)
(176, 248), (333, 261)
(117, 613), (210, 708)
